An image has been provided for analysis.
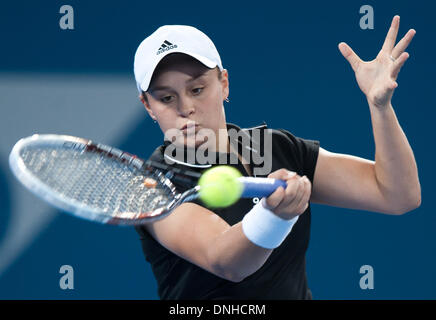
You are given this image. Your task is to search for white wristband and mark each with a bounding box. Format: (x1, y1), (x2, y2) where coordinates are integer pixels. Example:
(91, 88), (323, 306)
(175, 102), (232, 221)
(242, 199), (299, 249)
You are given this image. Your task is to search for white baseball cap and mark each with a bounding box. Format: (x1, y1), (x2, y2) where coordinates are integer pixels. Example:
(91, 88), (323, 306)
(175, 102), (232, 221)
(134, 25), (223, 93)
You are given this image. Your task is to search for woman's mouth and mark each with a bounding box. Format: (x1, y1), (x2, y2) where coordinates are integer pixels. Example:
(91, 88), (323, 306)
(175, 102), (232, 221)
(181, 122), (199, 134)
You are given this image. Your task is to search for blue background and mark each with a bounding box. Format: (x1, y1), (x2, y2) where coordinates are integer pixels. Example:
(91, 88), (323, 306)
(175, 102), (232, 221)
(0, 0), (434, 299)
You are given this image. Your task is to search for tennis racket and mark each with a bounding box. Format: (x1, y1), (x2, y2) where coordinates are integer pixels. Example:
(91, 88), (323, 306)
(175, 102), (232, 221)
(9, 134), (287, 226)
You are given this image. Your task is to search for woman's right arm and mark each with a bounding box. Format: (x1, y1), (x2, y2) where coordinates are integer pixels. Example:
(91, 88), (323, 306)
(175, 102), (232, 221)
(144, 169), (311, 282)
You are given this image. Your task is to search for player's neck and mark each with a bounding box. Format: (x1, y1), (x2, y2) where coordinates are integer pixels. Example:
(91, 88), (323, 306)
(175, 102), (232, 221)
(213, 126), (230, 154)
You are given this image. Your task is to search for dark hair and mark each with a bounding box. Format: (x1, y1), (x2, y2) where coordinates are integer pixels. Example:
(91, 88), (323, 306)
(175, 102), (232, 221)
(141, 66), (222, 104)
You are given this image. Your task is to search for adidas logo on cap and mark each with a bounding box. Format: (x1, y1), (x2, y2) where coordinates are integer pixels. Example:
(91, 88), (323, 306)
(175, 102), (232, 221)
(156, 40), (178, 55)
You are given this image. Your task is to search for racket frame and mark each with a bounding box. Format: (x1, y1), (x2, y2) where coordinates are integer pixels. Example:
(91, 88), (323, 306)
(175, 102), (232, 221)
(9, 134), (190, 225)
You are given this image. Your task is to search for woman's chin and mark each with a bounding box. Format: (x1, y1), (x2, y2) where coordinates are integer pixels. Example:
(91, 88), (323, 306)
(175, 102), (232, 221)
(172, 136), (212, 151)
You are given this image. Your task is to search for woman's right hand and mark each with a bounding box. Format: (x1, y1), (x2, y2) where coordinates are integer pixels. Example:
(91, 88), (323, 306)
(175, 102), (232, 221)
(263, 169), (312, 220)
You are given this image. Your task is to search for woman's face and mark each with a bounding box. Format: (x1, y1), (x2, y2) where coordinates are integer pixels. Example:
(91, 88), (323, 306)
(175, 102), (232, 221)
(142, 54), (229, 151)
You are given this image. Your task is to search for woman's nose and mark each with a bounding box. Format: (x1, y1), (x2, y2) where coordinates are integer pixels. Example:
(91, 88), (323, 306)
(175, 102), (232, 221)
(177, 97), (195, 117)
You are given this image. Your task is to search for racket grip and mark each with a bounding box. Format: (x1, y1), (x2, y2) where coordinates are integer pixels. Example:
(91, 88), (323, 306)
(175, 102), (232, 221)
(238, 177), (287, 198)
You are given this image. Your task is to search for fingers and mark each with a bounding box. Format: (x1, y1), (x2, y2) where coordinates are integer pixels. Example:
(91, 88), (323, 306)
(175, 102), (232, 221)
(338, 42), (362, 72)
(391, 29), (416, 59)
(271, 176), (303, 211)
(294, 176), (311, 213)
(265, 169), (298, 209)
(267, 168), (297, 181)
(382, 15), (400, 52)
(264, 186), (286, 209)
(264, 169), (312, 218)
(391, 52), (410, 79)
(264, 172), (311, 218)
(277, 176), (310, 214)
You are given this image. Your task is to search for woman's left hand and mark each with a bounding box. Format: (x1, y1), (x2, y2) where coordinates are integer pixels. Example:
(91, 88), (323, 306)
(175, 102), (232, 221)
(338, 16), (416, 108)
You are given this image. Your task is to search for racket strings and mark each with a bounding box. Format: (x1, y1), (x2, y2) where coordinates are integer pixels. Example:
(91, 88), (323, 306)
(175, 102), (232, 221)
(19, 146), (173, 216)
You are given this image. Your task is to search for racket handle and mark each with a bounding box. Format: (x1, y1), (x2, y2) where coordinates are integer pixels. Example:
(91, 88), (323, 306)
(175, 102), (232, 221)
(238, 177), (287, 198)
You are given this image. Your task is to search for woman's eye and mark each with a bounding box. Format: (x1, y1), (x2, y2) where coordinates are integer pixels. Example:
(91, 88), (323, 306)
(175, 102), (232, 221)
(192, 87), (203, 95)
(160, 96), (174, 103)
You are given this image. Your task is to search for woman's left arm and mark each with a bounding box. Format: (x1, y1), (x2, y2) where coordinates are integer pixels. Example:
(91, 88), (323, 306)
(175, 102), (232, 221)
(310, 16), (421, 215)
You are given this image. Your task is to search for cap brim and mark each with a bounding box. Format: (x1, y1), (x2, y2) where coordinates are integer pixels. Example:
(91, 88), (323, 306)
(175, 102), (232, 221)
(139, 49), (219, 92)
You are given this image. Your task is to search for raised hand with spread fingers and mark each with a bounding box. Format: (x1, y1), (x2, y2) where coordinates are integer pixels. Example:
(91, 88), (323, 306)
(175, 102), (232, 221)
(338, 15), (416, 108)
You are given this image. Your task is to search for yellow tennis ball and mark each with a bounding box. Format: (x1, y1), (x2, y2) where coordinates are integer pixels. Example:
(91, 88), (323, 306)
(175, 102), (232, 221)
(198, 166), (243, 208)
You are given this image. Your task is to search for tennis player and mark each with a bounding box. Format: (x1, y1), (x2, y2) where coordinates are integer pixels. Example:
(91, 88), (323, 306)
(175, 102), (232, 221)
(133, 16), (421, 299)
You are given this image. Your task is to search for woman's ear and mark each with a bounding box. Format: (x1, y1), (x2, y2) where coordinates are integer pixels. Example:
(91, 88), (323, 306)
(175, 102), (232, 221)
(140, 93), (157, 121)
(220, 69), (229, 101)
